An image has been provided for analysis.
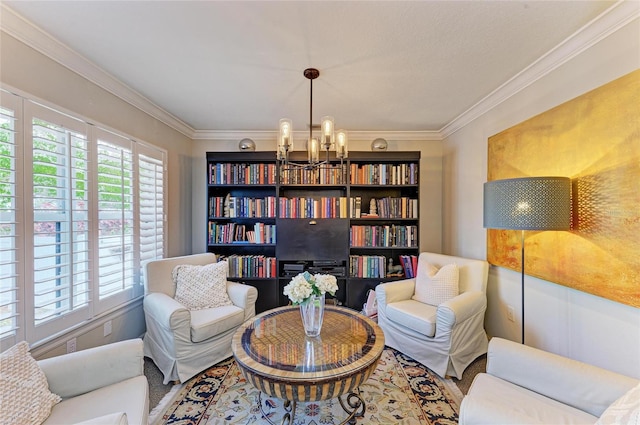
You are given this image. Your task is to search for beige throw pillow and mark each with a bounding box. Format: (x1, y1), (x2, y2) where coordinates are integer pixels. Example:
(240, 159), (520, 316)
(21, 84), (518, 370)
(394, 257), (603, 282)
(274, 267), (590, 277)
(0, 341), (61, 425)
(596, 382), (640, 425)
(173, 261), (233, 310)
(412, 257), (459, 306)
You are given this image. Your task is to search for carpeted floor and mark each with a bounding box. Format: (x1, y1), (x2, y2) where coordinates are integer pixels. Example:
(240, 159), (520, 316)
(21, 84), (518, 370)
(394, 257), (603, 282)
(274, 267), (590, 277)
(145, 350), (486, 424)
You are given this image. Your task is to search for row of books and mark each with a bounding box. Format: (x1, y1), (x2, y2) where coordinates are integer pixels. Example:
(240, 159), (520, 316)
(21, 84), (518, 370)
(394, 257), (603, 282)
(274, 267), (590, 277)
(350, 196), (418, 219)
(222, 254), (277, 278)
(208, 222), (276, 244)
(208, 195), (277, 218)
(208, 194), (416, 219)
(279, 164), (346, 185)
(350, 163), (419, 185)
(350, 224), (418, 247)
(220, 254), (413, 279)
(208, 162), (417, 186)
(349, 255), (387, 278)
(209, 163), (277, 185)
(399, 254), (418, 278)
(278, 196), (349, 218)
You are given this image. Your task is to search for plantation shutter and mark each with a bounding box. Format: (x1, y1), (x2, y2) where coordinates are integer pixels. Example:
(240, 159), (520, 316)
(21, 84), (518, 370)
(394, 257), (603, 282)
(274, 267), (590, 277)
(0, 92), (23, 348)
(137, 144), (166, 267)
(24, 101), (91, 341)
(95, 129), (138, 310)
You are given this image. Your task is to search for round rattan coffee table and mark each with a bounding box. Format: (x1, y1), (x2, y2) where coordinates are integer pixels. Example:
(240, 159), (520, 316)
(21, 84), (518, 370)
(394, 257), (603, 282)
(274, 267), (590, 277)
(231, 305), (384, 425)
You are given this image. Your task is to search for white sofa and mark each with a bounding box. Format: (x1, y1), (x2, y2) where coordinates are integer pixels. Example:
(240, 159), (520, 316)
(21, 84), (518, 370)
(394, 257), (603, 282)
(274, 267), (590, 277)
(376, 252), (489, 378)
(143, 253), (258, 384)
(460, 337), (639, 424)
(38, 338), (149, 425)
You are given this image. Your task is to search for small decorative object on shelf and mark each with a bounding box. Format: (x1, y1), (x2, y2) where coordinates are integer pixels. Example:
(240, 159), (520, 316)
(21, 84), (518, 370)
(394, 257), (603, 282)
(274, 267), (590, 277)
(387, 258), (404, 277)
(283, 271), (338, 337)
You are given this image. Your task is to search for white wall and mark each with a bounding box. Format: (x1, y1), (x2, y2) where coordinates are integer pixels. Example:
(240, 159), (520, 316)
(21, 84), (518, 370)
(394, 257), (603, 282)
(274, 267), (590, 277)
(443, 17), (640, 378)
(191, 138), (443, 254)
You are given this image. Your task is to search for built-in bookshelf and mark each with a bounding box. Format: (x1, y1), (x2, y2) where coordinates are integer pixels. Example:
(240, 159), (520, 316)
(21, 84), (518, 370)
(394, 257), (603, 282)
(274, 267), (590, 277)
(206, 152), (278, 313)
(346, 152), (420, 309)
(206, 151), (420, 312)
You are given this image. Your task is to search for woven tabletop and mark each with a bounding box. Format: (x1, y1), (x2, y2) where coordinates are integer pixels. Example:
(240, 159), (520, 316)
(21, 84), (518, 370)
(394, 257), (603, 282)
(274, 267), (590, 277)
(232, 305), (385, 401)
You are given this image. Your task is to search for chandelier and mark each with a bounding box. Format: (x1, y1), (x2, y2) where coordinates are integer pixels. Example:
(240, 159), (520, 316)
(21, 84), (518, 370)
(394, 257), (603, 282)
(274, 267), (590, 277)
(277, 68), (348, 168)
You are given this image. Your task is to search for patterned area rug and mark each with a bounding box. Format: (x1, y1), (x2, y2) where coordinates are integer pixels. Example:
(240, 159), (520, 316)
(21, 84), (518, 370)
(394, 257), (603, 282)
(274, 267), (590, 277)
(150, 348), (463, 425)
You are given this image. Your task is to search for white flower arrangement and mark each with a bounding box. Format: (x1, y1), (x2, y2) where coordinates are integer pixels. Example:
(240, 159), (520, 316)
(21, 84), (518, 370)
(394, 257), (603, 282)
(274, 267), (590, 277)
(283, 271), (338, 305)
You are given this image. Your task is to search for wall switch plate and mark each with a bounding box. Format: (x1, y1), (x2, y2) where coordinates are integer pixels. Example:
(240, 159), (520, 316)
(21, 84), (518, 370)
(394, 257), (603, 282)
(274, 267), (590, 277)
(66, 338), (76, 353)
(103, 320), (112, 337)
(507, 306), (515, 322)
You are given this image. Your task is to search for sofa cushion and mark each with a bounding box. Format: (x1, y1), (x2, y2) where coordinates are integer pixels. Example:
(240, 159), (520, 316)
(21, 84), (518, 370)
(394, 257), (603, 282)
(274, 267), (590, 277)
(460, 373), (597, 425)
(72, 412), (128, 425)
(0, 341), (61, 425)
(413, 256), (459, 306)
(173, 261), (233, 310)
(596, 382), (640, 425)
(190, 305), (246, 343)
(43, 376), (147, 425)
(386, 299), (437, 337)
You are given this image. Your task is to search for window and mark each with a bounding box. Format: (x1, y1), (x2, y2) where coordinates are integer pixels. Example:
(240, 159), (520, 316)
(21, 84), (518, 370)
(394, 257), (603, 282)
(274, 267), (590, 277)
(0, 91), (166, 349)
(27, 103), (91, 341)
(0, 92), (22, 347)
(138, 146), (165, 265)
(95, 130), (137, 312)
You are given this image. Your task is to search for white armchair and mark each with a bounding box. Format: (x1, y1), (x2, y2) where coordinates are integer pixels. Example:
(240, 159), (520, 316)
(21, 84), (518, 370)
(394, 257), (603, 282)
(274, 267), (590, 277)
(460, 337), (639, 424)
(143, 253), (258, 384)
(39, 338), (148, 425)
(375, 252), (489, 378)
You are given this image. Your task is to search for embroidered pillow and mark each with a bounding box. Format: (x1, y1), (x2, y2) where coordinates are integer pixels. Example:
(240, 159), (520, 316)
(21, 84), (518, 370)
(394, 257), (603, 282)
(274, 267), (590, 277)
(173, 261), (233, 310)
(0, 341), (61, 425)
(412, 257), (459, 306)
(596, 382), (640, 425)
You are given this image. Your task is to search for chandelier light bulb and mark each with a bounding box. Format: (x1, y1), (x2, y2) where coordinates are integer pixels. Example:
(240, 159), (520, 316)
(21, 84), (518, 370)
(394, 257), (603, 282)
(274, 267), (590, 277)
(308, 137), (320, 163)
(321, 116), (334, 150)
(336, 130), (348, 159)
(278, 118), (293, 160)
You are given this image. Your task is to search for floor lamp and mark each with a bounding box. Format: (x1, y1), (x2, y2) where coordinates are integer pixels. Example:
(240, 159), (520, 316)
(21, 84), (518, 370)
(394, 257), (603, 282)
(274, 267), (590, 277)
(483, 176), (571, 344)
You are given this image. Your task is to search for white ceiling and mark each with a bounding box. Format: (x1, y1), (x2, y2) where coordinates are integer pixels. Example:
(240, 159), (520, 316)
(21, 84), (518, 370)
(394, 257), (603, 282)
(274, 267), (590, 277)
(2, 1), (622, 138)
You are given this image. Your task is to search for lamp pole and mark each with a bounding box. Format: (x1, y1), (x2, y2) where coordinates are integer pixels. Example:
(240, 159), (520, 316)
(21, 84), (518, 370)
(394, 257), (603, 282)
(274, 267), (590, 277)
(520, 230), (525, 344)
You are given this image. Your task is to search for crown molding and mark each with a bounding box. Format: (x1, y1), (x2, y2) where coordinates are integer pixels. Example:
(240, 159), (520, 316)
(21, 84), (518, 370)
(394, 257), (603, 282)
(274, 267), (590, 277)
(192, 130), (443, 142)
(0, 4), (196, 138)
(440, 0), (640, 139)
(3, 2), (636, 142)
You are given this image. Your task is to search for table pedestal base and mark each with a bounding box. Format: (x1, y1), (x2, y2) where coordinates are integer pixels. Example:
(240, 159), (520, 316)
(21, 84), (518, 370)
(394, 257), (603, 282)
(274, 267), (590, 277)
(258, 390), (366, 425)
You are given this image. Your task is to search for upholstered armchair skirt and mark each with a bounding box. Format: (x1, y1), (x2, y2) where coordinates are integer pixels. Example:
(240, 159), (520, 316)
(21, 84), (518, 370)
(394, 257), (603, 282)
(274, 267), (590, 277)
(376, 252), (489, 379)
(143, 253), (258, 384)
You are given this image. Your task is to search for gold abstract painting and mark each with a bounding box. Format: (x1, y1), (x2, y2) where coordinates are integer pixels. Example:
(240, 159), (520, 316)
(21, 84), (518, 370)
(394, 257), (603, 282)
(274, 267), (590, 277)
(487, 69), (640, 308)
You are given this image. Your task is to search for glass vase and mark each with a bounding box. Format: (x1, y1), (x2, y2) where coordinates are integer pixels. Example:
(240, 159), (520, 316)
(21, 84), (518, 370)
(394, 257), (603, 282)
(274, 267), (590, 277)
(299, 293), (325, 337)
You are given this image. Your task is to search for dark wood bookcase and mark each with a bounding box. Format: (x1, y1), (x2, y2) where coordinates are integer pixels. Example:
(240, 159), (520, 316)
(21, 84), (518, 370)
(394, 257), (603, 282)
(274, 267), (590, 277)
(206, 151), (420, 313)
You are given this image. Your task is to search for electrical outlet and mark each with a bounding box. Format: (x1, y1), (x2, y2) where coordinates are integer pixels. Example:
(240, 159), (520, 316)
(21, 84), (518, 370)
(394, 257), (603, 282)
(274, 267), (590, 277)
(66, 338), (76, 353)
(507, 306), (515, 322)
(103, 320), (112, 337)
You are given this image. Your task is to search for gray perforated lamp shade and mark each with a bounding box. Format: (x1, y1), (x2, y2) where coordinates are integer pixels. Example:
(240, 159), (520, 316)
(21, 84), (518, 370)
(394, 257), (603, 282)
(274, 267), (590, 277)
(483, 177), (571, 231)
